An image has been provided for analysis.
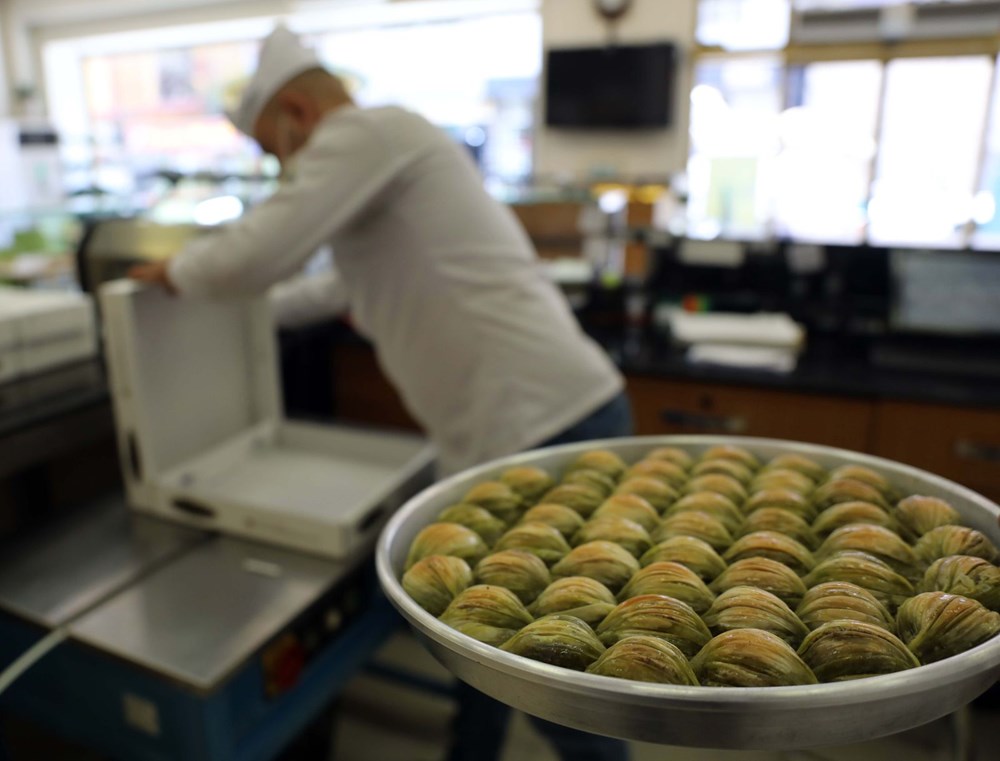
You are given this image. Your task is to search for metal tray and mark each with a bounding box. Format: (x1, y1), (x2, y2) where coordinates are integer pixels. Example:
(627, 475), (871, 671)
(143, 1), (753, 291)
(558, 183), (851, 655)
(376, 436), (1000, 750)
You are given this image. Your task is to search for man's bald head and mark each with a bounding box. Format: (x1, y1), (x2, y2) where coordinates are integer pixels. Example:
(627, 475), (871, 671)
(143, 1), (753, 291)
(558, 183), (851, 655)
(253, 68), (354, 163)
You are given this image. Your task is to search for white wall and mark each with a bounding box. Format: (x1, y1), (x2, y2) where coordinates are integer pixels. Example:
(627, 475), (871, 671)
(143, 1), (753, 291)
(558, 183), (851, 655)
(535, 0), (697, 180)
(0, 11), (10, 115)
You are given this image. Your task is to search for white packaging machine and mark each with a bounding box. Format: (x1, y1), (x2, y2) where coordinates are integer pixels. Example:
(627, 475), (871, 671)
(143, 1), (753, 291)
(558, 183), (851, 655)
(100, 280), (433, 559)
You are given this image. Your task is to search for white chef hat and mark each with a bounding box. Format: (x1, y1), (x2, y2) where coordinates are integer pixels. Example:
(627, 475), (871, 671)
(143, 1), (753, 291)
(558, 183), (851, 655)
(227, 25), (322, 137)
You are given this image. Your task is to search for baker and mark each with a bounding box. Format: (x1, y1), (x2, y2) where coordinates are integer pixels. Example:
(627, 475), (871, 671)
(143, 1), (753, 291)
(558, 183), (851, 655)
(131, 24), (631, 761)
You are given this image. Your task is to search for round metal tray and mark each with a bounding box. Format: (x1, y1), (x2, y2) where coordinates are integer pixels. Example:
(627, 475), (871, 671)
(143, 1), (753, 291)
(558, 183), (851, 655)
(376, 436), (1000, 749)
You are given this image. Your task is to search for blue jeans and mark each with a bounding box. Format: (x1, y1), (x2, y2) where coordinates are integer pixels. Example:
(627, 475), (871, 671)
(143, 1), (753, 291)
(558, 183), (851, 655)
(538, 391), (633, 449)
(448, 392), (633, 761)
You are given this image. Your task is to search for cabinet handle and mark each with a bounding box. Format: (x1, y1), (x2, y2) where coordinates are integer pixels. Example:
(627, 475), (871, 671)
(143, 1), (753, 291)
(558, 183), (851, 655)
(661, 409), (748, 433)
(127, 432), (143, 481)
(954, 439), (1000, 463)
(172, 498), (217, 518)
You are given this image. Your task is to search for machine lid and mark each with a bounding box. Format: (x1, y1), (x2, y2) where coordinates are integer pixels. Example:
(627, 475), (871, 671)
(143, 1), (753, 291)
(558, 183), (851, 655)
(100, 280), (283, 480)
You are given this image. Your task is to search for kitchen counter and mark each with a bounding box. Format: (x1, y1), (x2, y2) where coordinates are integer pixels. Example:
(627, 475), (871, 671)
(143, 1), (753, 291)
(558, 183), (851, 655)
(7, 307), (997, 450)
(326, 317), (1000, 502)
(327, 318), (1000, 411)
(5, 309), (998, 527)
(593, 327), (1000, 410)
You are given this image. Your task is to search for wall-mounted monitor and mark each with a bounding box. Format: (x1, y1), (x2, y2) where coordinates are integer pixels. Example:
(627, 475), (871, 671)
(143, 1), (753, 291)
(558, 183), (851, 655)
(544, 42), (676, 129)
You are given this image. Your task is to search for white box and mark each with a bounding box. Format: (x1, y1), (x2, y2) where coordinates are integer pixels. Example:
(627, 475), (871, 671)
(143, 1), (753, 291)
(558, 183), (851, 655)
(99, 280), (434, 560)
(0, 287), (97, 381)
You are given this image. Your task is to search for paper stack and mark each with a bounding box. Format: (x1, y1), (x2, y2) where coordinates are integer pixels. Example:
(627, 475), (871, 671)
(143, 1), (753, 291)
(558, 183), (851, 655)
(665, 310), (805, 373)
(0, 287), (97, 383)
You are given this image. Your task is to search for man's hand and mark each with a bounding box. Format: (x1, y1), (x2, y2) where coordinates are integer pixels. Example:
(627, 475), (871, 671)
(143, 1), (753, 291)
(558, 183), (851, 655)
(128, 260), (176, 294)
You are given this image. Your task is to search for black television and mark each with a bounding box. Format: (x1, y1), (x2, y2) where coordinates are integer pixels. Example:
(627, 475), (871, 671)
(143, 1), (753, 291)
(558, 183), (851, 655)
(544, 42), (676, 129)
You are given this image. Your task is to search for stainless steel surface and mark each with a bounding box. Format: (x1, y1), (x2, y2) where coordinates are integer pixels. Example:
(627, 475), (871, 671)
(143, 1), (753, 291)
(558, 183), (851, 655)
(377, 435), (1000, 750)
(0, 496), (207, 628)
(68, 535), (348, 691)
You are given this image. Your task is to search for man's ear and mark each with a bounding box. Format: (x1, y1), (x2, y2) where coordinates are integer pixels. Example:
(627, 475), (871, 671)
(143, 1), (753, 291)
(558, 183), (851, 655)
(275, 89), (312, 124)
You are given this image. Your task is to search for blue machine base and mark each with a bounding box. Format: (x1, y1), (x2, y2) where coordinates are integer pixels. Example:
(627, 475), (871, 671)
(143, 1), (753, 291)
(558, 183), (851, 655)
(0, 592), (403, 761)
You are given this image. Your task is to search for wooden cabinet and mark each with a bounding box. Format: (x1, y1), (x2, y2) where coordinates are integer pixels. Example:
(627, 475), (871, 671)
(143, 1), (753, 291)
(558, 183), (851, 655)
(508, 202), (584, 260)
(872, 401), (1000, 503)
(623, 378), (999, 503)
(626, 376), (876, 452)
(331, 344), (420, 432)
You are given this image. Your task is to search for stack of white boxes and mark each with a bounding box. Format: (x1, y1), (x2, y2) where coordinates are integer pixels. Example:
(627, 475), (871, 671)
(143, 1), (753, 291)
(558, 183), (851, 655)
(0, 287), (97, 383)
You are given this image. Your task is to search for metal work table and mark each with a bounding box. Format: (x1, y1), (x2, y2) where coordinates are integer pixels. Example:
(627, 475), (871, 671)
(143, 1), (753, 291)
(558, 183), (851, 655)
(0, 496), (204, 628)
(0, 494), (402, 761)
(70, 529), (358, 692)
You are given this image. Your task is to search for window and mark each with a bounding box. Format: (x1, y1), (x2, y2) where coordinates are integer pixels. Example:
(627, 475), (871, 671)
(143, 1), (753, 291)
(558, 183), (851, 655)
(46, 36), (264, 205)
(792, 1), (906, 10)
(312, 12), (541, 184)
(80, 41), (259, 174)
(691, 0), (1000, 248)
(974, 60), (1000, 249)
(44, 7), (542, 206)
(868, 56), (992, 248)
(687, 56), (785, 238)
(698, 0), (792, 50)
(774, 60), (883, 243)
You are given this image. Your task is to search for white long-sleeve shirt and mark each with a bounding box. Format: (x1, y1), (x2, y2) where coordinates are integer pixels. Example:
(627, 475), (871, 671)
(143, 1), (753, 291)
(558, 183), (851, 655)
(269, 268), (349, 328)
(169, 105), (623, 475)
